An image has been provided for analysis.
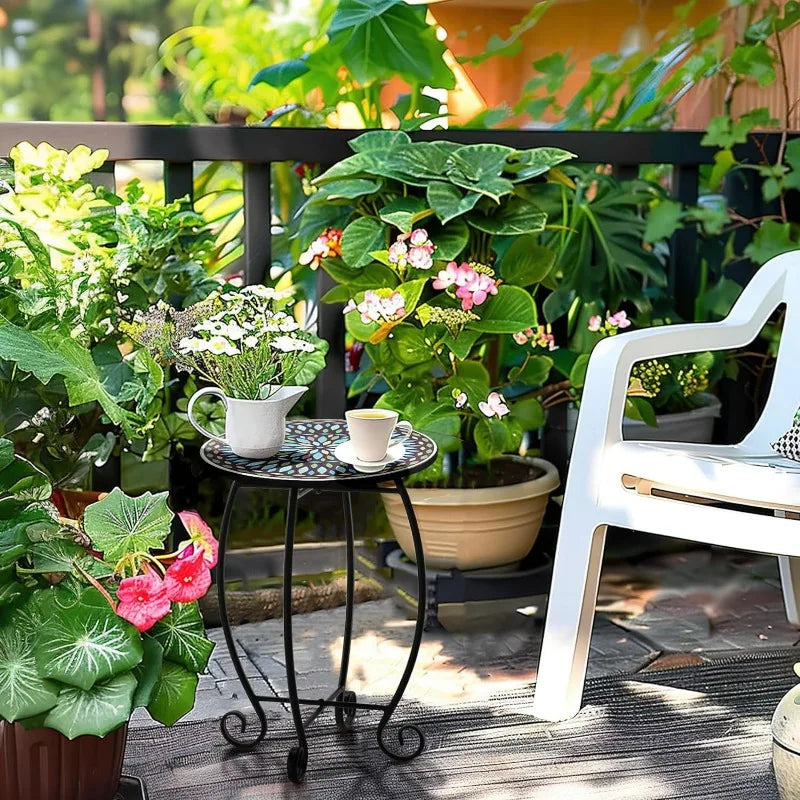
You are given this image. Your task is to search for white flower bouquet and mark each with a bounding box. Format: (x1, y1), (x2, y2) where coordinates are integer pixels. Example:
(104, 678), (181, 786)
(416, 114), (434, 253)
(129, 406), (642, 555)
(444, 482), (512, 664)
(125, 284), (328, 400)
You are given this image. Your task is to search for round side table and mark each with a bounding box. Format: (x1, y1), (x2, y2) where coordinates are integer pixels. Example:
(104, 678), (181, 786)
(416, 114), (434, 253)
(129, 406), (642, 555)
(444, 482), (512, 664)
(200, 419), (437, 783)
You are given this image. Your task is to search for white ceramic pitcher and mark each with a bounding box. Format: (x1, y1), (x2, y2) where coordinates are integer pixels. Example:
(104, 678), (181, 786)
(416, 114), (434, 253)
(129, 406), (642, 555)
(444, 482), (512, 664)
(187, 385), (307, 459)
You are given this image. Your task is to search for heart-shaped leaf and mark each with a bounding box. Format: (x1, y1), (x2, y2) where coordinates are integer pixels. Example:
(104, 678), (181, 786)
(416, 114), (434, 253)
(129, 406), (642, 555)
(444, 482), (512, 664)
(432, 220), (469, 261)
(427, 182), (481, 224)
(148, 601), (214, 674)
(146, 660), (199, 726)
(0, 625), (59, 722)
(474, 417), (508, 461)
(83, 487), (172, 563)
(44, 672), (137, 739)
(35, 589), (143, 690)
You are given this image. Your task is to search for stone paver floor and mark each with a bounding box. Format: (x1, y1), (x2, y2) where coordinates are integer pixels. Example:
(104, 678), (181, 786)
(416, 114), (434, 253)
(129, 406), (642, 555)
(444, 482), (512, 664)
(133, 545), (799, 728)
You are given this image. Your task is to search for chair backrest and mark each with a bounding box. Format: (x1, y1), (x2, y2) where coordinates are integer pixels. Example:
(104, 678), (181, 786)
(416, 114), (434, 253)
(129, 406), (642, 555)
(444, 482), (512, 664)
(743, 251), (800, 446)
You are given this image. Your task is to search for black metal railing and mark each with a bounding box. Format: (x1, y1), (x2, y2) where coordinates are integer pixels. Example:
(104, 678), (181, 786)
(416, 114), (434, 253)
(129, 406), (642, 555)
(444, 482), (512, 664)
(0, 122), (791, 417)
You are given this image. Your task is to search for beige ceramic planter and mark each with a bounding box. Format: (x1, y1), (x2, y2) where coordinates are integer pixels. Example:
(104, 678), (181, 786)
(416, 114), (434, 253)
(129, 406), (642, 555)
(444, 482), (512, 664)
(773, 683), (800, 799)
(382, 457), (560, 570)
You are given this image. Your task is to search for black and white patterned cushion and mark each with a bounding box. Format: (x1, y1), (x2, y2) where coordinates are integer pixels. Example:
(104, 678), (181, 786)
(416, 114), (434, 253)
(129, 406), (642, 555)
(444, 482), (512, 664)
(772, 420), (800, 461)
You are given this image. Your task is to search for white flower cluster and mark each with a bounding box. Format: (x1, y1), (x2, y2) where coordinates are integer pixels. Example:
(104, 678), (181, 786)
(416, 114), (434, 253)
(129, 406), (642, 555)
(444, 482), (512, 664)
(177, 284), (316, 359)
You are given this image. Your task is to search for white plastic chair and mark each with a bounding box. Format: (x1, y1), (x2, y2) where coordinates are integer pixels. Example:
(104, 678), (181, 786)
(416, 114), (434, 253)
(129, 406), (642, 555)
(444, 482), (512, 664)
(532, 251), (800, 722)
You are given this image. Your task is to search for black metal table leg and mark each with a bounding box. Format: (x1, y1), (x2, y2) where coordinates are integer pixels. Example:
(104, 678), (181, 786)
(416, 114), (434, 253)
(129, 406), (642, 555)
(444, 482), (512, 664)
(335, 491), (358, 732)
(376, 478), (426, 761)
(283, 488), (309, 783)
(217, 481), (268, 748)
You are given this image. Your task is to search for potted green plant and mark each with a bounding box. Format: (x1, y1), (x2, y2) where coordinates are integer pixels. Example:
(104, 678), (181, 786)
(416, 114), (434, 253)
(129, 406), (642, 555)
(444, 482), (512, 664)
(541, 309), (724, 477)
(0, 436), (217, 800)
(0, 141), (220, 491)
(297, 130), (572, 569)
(126, 283), (328, 458)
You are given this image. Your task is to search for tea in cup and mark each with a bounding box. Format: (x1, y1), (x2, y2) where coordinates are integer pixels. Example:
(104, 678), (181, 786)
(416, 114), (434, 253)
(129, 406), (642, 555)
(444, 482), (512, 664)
(345, 409), (412, 462)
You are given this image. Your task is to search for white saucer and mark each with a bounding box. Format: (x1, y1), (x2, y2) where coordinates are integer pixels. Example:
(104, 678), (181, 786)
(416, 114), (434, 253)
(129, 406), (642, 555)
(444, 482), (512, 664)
(334, 440), (405, 473)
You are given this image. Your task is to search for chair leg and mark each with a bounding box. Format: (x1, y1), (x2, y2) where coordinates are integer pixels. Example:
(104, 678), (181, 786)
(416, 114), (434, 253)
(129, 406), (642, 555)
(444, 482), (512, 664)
(779, 554), (800, 628)
(532, 522), (607, 722)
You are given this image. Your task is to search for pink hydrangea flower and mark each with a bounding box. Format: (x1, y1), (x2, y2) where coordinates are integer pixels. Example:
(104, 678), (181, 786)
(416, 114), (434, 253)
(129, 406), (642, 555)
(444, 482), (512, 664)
(433, 261), (459, 289)
(299, 228), (342, 270)
(116, 570), (171, 632)
(177, 510), (218, 569)
(478, 391), (510, 419)
(344, 290), (407, 325)
(433, 261), (498, 311)
(588, 315), (603, 332)
(608, 310), (631, 329)
(164, 547), (212, 603)
(407, 246), (433, 270)
(388, 238), (409, 267)
(388, 229), (435, 271)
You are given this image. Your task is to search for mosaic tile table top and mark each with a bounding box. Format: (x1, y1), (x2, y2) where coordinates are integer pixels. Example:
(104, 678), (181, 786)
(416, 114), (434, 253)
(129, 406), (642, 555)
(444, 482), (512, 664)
(200, 419), (437, 483)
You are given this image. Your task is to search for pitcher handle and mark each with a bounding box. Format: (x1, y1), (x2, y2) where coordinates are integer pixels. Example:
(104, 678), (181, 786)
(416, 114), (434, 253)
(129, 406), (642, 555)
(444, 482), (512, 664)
(187, 387), (228, 445)
(392, 420), (413, 443)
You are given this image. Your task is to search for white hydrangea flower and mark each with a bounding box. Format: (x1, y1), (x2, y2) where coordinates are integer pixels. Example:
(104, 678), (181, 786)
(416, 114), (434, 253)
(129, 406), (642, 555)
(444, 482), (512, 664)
(178, 337), (207, 354)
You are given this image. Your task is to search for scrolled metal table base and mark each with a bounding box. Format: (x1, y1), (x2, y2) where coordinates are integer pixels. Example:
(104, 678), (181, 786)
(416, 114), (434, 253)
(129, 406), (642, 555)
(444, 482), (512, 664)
(216, 476), (429, 784)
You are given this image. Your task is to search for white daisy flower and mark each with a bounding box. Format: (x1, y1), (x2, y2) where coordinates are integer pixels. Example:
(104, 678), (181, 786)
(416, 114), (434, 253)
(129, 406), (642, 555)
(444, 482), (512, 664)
(207, 336), (240, 356)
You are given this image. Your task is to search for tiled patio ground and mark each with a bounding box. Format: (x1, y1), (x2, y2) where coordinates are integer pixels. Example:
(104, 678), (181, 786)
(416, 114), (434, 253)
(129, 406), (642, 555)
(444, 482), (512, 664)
(132, 545), (800, 729)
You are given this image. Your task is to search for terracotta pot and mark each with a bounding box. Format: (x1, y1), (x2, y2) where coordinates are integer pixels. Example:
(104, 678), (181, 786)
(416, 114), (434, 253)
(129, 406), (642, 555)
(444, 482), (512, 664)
(0, 721), (127, 800)
(382, 456), (560, 570)
(773, 684), (800, 799)
(51, 489), (107, 521)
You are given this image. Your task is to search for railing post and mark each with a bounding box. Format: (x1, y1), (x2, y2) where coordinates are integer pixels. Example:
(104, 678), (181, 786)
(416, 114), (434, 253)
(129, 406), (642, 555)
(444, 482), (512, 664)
(164, 161), (194, 204)
(670, 164), (700, 320)
(243, 162), (271, 285)
(315, 269), (347, 418)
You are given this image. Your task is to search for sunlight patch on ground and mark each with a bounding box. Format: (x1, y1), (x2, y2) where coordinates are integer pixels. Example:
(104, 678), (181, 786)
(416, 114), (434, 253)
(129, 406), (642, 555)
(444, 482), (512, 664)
(328, 631), (536, 706)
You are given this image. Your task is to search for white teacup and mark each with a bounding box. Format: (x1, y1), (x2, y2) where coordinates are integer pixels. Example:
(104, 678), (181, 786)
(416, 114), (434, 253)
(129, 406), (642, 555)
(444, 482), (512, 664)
(345, 409), (412, 463)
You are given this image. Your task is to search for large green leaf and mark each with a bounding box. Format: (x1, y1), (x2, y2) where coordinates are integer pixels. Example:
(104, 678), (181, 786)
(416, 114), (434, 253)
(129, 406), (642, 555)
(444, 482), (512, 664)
(474, 417), (508, 461)
(509, 397), (545, 430)
(433, 220), (470, 261)
(499, 237), (555, 286)
(147, 660), (199, 726)
(148, 601), (214, 674)
(250, 55), (310, 89)
(468, 286), (537, 333)
(83, 487), (172, 563)
(328, 0), (454, 89)
(468, 198), (547, 236)
(0, 452), (51, 503)
(44, 672), (137, 739)
(426, 182), (481, 225)
(26, 539), (113, 579)
(35, 589), (143, 690)
(0, 625), (59, 722)
(349, 130), (411, 155)
(387, 325), (436, 366)
(445, 144), (516, 201)
(319, 178), (382, 201)
(505, 147), (576, 181)
(132, 637), (164, 709)
(400, 402), (461, 453)
(0, 320), (137, 438)
(378, 197), (432, 233)
(341, 218), (387, 268)
(508, 355), (553, 386)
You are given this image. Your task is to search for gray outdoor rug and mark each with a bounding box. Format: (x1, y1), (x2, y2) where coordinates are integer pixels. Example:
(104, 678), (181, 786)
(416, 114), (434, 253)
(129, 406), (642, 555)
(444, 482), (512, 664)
(125, 649), (796, 800)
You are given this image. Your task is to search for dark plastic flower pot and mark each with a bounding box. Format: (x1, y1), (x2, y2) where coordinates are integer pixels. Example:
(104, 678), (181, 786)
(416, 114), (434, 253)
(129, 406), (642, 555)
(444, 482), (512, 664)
(0, 721), (127, 800)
